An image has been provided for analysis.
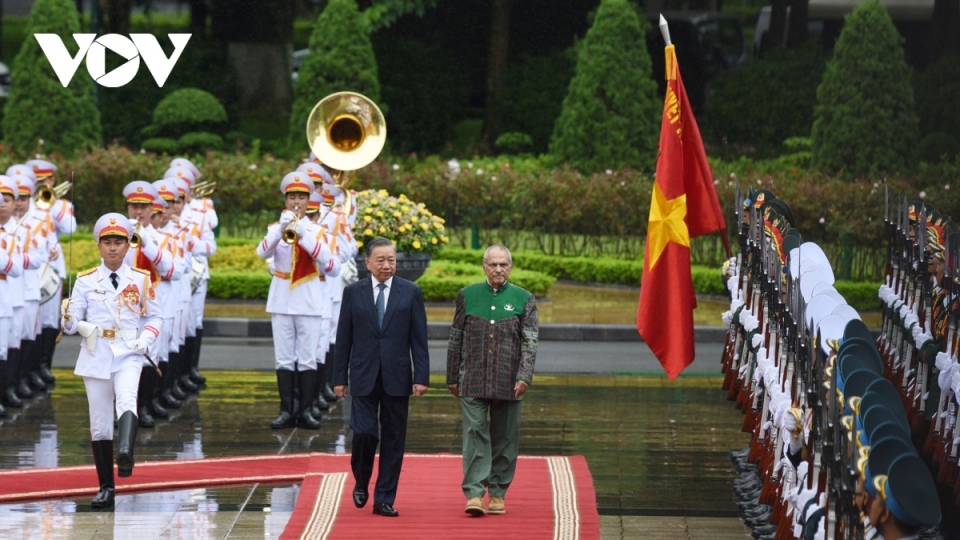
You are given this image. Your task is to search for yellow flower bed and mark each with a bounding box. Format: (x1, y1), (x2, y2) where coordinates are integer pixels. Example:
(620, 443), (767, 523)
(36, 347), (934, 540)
(354, 189), (448, 253)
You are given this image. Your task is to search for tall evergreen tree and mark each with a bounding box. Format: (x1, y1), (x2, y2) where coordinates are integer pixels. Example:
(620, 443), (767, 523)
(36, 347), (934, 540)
(288, 0), (381, 154)
(811, 1), (918, 176)
(2, 0), (101, 153)
(549, 0), (659, 173)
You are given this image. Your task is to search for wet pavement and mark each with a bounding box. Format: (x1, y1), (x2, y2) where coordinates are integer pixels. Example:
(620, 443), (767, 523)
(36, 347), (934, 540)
(2, 353), (752, 538)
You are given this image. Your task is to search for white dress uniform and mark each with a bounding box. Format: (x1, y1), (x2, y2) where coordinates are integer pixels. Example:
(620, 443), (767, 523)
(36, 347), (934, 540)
(0, 176), (25, 363)
(257, 171), (340, 430)
(180, 197), (217, 333)
(4, 215), (42, 347)
(64, 213), (161, 509)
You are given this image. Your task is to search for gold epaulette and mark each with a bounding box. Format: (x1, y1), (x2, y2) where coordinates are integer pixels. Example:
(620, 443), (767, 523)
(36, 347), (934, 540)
(131, 267), (150, 276)
(78, 267), (97, 277)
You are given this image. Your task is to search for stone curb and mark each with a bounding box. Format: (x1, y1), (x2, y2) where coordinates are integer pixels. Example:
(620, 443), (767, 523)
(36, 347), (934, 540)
(200, 318), (732, 343)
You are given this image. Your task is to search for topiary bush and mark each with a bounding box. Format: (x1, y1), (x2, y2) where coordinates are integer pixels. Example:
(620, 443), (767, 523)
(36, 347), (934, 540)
(494, 132), (533, 155)
(141, 137), (180, 154)
(2, 0), (101, 153)
(178, 132), (225, 154)
(498, 49), (576, 155)
(549, 0), (660, 173)
(288, 0), (380, 154)
(811, 1), (919, 176)
(703, 42), (827, 155)
(152, 88), (229, 137)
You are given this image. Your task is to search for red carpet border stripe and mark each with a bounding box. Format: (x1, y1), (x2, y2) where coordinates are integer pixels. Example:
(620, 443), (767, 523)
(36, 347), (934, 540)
(549, 456), (580, 540)
(301, 472), (348, 540)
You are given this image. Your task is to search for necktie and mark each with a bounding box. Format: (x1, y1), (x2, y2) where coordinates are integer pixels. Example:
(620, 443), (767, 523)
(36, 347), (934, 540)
(110, 272), (119, 290)
(376, 282), (386, 329)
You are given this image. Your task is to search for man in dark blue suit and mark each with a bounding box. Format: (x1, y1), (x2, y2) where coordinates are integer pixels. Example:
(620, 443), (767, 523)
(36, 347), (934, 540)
(333, 237), (430, 518)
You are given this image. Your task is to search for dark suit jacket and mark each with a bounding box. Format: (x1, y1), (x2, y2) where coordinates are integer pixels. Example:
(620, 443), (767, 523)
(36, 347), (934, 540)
(333, 275), (430, 397)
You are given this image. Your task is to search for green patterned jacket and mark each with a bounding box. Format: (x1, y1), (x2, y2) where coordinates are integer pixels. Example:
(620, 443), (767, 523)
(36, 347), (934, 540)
(446, 280), (538, 400)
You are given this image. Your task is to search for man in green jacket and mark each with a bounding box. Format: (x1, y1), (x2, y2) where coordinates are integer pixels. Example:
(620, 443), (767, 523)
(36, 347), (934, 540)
(446, 244), (538, 516)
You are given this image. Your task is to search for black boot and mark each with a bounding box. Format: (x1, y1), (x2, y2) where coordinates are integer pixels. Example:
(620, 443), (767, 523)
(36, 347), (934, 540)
(15, 344), (34, 399)
(149, 367), (169, 419)
(38, 327), (57, 384)
(24, 338), (47, 392)
(298, 369), (321, 429)
(270, 369), (296, 429)
(188, 328), (206, 385)
(116, 410), (138, 477)
(4, 349), (24, 407)
(90, 440), (115, 509)
(314, 365), (330, 412)
(178, 337), (199, 393)
(137, 371), (155, 428)
(161, 353), (183, 409)
(322, 347), (339, 402)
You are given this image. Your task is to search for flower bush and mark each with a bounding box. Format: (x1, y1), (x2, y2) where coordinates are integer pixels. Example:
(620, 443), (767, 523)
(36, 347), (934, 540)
(352, 189), (448, 254)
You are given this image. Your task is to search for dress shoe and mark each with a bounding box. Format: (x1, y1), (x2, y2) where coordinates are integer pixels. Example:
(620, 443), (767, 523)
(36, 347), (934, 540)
(138, 406), (155, 428)
(751, 524), (778, 539)
(464, 497), (484, 516)
(372, 502), (399, 517)
(179, 375), (199, 394)
(161, 390), (182, 409)
(270, 411), (295, 430)
(297, 410), (321, 429)
(352, 486), (368, 508)
(170, 382), (188, 401)
(90, 486), (115, 509)
(487, 496), (505, 515)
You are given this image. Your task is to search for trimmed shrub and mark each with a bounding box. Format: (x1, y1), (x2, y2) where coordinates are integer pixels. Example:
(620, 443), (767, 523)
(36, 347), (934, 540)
(834, 281), (882, 312)
(152, 88), (228, 137)
(178, 132), (225, 154)
(207, 271), (271, 300)
(704, 42), (827, 154)
(2, 0), (101, 153)
(494, 132), (533, 155)
(288, 0), (380, 153)
(417, 260), (555, 301)
(549, 0), (660, 173)
(141, 137), (180, 154)
(811, 2), (919, 176)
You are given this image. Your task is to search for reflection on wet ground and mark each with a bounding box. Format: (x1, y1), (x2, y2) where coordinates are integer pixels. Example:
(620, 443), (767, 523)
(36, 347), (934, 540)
(0, 371), (752, 539)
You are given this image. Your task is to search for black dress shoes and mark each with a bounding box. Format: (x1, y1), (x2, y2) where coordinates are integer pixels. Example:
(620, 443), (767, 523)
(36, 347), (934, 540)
(353, 486), (368, 508)
(372, 502), (399, 517)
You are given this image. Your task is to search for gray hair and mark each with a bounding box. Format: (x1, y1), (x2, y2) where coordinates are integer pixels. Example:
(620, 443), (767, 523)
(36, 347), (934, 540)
(483, 244), (513, 265)
(365, 236), (396, 257)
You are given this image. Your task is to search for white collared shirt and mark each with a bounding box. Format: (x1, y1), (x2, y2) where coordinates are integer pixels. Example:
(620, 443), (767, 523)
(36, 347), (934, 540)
(373, 275), (394, 311)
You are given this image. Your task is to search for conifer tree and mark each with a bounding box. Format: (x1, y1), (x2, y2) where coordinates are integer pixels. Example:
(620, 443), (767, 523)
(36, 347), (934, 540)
(288, 0), (381, 153)
(2, 0), (101, 152)
(811, 1), (918, 175)
(549, 0), (659, 173)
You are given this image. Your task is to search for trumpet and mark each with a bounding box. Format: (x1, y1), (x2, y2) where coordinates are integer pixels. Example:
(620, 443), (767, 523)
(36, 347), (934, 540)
(35, 181), (72, 211)
(191, 180), (216, 198)
(282, 205), (302, 245)
(130, 219), (143, 248)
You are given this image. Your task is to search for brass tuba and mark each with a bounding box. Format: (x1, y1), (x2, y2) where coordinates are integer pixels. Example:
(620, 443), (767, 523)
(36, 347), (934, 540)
(191, 180), (217, 198)
(35, 182), (72, 211)
(306, 92), (386, 217)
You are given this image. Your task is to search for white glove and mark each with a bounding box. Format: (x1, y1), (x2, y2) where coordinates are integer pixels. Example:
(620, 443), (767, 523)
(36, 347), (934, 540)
(295, 218), (309, 238)
(783, 410), (798, 433)
(279, 210), (296, 227)
(721, 310), (733, 325)
(939, 364), (957, 392)
(936, 351), (955, 372)
(913, 326), (932, 348)
(904, 311), (919, 331)
(751, 334), (764, 349)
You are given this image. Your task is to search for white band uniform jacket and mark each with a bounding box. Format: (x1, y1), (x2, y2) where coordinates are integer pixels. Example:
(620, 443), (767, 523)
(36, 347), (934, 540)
(258, 217), (340, 317)
(63, 264), (163, 380)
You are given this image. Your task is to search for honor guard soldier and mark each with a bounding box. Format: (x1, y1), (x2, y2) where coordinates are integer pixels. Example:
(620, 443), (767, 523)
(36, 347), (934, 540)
(4, 175), (44, 404)
(257, 171), (340, 429)
(320, 182), (357, 402)
(24, 160), (73, 386)
(0, 176), (25, 416)
(12, 175), (53, 395)
(165, 163), (216, 391)
(164, 176), (197, 407)
(62, 213), (162, 509)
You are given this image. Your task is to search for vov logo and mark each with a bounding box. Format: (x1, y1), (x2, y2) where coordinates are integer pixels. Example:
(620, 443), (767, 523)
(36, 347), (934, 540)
(35, 34), (191, 88)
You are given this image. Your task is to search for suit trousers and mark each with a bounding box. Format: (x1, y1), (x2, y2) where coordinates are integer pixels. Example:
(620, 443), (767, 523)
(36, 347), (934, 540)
(350, 369), (409, 505)
(83, 365), (142, 441)
(460, 397), (523, 499)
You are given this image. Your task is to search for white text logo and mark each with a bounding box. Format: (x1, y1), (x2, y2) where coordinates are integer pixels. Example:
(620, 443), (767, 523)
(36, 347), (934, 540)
(35, 33), (191, 88)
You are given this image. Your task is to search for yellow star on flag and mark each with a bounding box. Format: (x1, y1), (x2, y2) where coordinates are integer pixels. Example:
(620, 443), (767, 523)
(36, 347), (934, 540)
(646, 181), (690, 270)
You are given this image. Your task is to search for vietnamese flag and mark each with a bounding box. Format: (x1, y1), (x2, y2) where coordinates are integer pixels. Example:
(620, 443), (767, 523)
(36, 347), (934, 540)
(637, 36), (727, 381)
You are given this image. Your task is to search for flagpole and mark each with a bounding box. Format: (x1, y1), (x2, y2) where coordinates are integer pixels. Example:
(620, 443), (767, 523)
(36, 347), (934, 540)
(659, 14), (671, 46)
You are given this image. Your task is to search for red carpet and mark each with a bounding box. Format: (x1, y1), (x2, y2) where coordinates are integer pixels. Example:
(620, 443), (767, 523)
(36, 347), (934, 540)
(0, 453), (599, 540)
